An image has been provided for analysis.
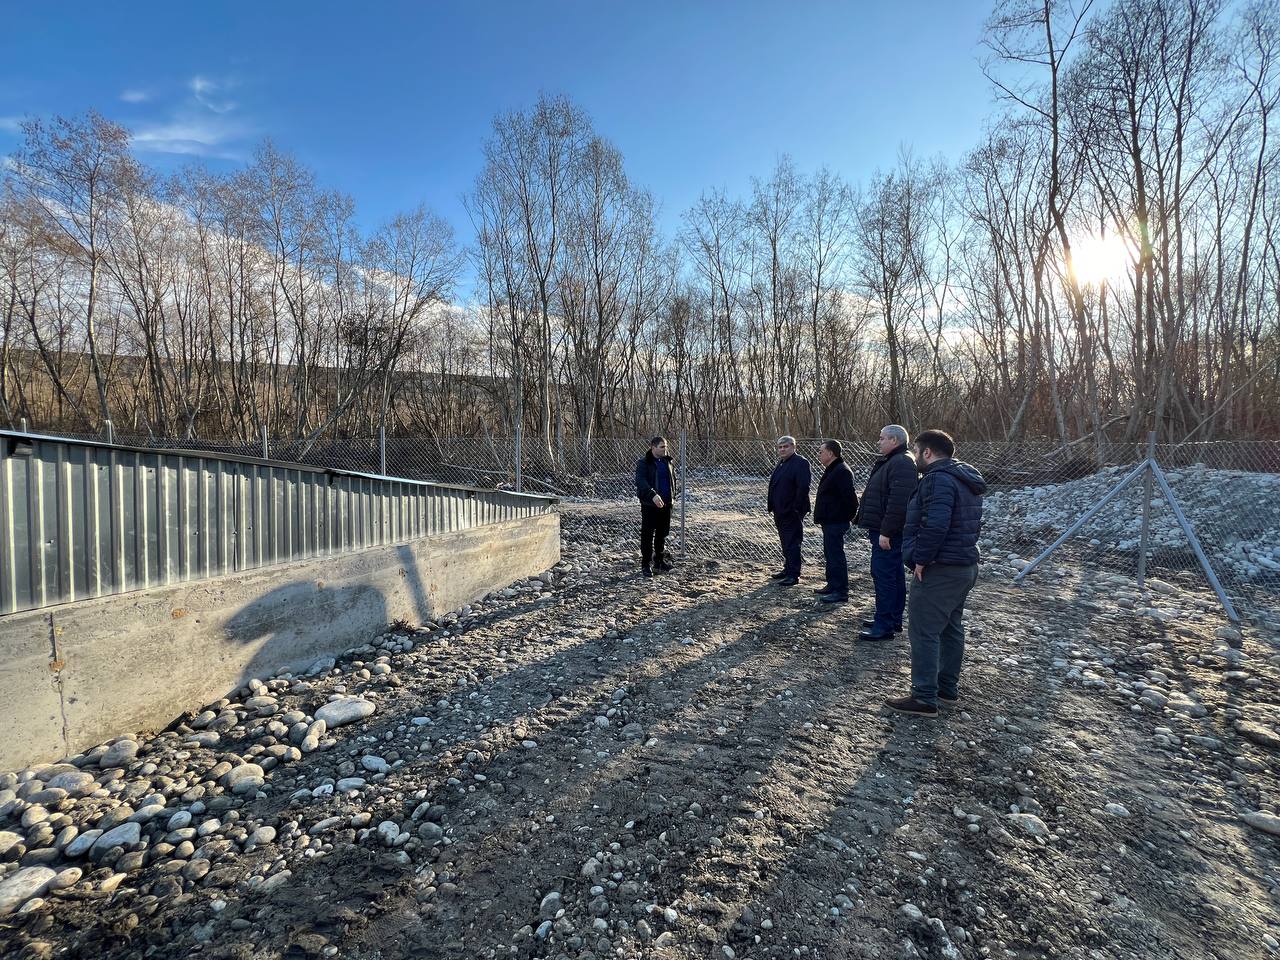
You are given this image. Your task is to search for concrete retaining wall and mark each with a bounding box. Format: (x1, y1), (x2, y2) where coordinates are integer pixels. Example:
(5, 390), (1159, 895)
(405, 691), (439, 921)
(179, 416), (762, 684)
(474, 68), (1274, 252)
(0, 513), (559, 772)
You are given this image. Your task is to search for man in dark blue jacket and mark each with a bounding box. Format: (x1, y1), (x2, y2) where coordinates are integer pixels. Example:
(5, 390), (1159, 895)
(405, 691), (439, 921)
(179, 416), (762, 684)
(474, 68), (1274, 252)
(634, 436), (676, 577)
(886, 429), (987, 717)
(765, 435), (811, 586)
(812, 440), (858, 604)
(855, 424), (918, 639)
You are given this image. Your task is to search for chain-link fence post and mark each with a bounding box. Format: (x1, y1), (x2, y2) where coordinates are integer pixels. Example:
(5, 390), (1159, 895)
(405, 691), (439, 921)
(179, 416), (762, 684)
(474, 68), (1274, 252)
(18, 417), (27, 433)
(261, 424), (269, 460)
(1136, 430), (1157, 591)
(514, 425), (523, 493)
(679, 429), (688, 555)
(103, 419), (114, 444)
(379, 426), (387, 475)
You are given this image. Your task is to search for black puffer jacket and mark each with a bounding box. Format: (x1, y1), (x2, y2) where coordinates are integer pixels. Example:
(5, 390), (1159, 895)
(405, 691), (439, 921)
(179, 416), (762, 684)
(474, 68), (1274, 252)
(813, 458), (858, 524)
(855, 445), (918, 537)
(902, 459), (987, 568)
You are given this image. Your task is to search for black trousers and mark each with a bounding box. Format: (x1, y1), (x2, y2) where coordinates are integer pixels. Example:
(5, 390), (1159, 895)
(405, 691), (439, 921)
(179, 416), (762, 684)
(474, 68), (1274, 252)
(773, 510), (804, 576)
(640, 503), (672, 565)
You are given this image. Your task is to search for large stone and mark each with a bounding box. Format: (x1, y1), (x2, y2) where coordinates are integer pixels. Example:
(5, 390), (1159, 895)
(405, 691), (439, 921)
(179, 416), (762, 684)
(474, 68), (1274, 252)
(1242, 811), (1280, 837)
(47, 770), (98, 797)
(1006, 813), (1051, 838)
(0, 830), (22, 858)
(222, 763), (266, 795)
(90, 821), (142, 857)
(65, 829), (103, 858)
(99, 740), (139, 768)
(315, 698), (376, 728)
(0, 866), (57, 916)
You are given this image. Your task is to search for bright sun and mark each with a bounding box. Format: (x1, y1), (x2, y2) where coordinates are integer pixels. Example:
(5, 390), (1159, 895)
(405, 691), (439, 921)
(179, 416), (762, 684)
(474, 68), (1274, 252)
(1068, 232), (1134, 286)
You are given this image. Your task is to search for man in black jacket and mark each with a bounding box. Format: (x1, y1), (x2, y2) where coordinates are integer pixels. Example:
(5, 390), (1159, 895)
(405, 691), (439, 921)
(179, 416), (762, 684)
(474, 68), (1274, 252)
(765, 435), (811, 586)
(812, 440), (858, 604)
(634, 436), (676, 578)
(855, 424), (918, 640)
(886, 429), (987, 717)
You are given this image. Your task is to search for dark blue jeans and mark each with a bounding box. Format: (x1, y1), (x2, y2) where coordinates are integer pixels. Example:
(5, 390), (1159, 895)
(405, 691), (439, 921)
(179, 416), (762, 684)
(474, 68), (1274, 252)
(869, 531), (905, 631)
(821, 522), (849, 596)
(774, 511), (803, 577)
(908, 563), (979, 705)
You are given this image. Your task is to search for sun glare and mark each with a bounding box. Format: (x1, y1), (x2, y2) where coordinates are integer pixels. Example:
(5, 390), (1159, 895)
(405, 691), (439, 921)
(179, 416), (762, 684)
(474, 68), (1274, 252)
(1068, 232), (1134, 286)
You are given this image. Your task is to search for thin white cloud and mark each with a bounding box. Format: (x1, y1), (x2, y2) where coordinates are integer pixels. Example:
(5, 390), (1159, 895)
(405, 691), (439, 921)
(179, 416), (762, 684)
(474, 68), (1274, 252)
(0, 116), (23, 133)
(127, 73), (250, 159)
(132, 115), (248, 160)
(120, 89), (151, 103)
(189, 75), (237, 114)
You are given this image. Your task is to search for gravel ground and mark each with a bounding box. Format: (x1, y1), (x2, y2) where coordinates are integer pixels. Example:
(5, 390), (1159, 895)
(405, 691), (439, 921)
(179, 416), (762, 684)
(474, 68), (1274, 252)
(2, 503), (1279, 960)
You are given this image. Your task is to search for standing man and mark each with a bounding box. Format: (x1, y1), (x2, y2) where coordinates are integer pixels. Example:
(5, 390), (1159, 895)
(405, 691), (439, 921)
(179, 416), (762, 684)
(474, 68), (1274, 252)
(765, 436), (811, 586)
(886, 430), (987, 717)
(812, 440), (858, 604)
(855, 425), (918, 640)
(635, 436), (675, 578)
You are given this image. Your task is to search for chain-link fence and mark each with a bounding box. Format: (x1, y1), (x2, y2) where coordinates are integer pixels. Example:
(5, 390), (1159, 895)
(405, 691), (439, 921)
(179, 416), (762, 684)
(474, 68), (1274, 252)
(14, 422), (1279, 625)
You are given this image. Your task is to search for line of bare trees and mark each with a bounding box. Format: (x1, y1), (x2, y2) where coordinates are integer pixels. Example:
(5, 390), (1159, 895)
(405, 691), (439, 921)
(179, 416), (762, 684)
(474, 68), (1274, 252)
(3, 0), (1278, 459)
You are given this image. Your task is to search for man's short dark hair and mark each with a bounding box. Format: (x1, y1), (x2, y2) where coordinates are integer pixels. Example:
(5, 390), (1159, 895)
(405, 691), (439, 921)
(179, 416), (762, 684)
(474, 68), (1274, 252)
(821, 439), (842, 457)
(915, 429), (955, 459)
(650, 435), (667, 448)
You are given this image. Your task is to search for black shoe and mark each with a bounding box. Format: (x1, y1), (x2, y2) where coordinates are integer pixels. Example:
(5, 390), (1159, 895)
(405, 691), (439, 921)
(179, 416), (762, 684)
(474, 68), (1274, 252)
(655, 560), (673, 572)
(885, 696), (938, 717)
(769, 571), (790, 581)
(938, 692), (960, 705)
(861, 619), (903, 633)
(814, 585), (835, 595)
(778, 576), (799, 587)
(819, 593), (847, 604)
(858, 628), (895, 641)
(641, 566), (653, 578)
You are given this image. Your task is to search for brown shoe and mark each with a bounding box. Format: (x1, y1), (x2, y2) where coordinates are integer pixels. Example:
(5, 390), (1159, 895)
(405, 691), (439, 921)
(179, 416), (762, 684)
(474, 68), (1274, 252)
(885, 696), (938, 717)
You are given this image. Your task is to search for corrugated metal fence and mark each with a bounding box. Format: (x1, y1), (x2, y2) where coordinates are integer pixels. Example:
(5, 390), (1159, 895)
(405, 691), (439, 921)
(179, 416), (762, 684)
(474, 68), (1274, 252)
(0, 430), (558, 616)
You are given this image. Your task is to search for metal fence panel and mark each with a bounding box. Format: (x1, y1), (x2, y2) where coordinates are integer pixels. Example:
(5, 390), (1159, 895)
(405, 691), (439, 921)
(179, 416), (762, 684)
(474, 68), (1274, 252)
(0, 431), (557, 616)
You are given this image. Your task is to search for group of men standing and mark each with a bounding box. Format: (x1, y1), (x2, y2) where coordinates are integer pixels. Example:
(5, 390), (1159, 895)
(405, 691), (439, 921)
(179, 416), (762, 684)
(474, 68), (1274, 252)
(635, 427), (987, 718)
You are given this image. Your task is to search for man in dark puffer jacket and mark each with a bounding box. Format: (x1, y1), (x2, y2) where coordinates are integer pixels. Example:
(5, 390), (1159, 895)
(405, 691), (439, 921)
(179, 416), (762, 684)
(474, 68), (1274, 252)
(855, 424), (918, 639)
(886, 429), (987, 717)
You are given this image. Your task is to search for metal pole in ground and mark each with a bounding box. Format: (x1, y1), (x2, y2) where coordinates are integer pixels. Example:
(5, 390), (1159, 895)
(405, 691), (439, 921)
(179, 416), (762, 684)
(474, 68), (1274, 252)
(103, 419), (114, 444)
(19, 417), (27, 433)
(379, 426), (387, 475)
(1015, 459), (1150, 582)
(679, 429), (688, 555)
(261, 424), (268, 460)
(1149, 462), (1240, 623)
(1136, 430), (1157, 591)
(514, 425), (523, 493)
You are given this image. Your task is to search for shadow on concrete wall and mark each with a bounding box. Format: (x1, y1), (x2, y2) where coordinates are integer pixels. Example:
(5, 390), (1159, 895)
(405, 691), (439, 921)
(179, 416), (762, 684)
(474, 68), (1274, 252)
(223, 581), (391, 696)
(396, 544), (433, 625)
(219, 543), (440, 698)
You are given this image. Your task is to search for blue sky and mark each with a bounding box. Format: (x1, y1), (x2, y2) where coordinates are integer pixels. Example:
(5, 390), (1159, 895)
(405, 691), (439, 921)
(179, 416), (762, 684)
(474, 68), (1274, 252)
(1, 1), (996, 255)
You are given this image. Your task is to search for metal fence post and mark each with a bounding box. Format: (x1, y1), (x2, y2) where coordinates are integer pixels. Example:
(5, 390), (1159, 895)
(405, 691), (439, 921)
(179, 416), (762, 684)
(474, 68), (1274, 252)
(379, 426), (387, 475)
(103, 419), (114, 444)
(1015, 459), (1150, 581)
(679, 429), (688, 555)
(1136, 430), (1156, 591)
(261, 424), (269, 460)
(514, 425), (523, 493)
(19, 417), (27, 433)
